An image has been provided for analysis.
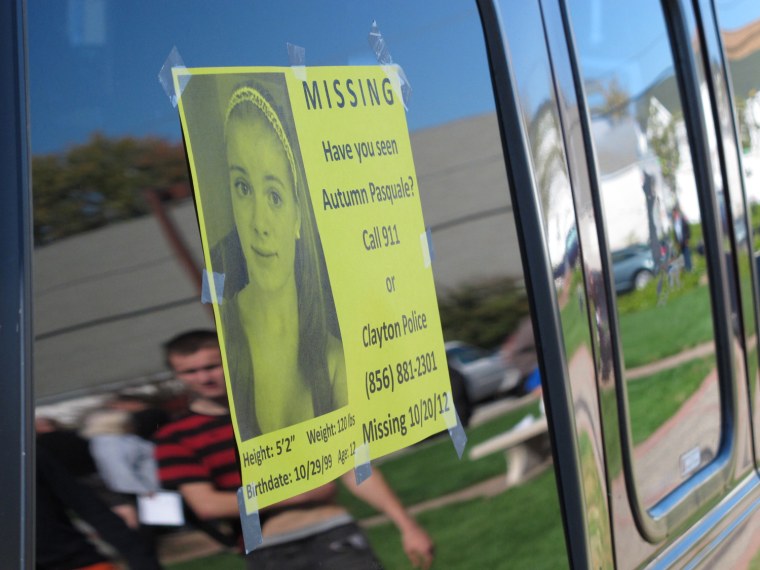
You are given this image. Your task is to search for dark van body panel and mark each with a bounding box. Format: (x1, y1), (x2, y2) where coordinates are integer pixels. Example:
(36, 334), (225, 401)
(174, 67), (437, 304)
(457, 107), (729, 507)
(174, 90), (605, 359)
(481, 0), (760, 567)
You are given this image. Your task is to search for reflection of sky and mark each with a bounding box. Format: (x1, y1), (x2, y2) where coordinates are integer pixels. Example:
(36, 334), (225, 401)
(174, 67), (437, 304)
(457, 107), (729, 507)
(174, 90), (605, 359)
(715, 0), (760, 29)
(570, 0), (760, 108)
(28, 0), (495, 154)
(567, 0), (673, 104)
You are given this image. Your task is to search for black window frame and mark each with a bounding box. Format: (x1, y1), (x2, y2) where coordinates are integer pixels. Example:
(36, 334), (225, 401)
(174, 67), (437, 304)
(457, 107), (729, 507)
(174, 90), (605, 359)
(0, 0), (35, 566)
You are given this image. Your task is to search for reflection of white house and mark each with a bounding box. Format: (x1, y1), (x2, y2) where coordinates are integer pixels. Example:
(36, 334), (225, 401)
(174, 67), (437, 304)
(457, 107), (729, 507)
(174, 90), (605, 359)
(723, 18), (760, 205)
(594, 115), (661, 251)
(593, 97), (699, 251)
(743, 91), (760, 204)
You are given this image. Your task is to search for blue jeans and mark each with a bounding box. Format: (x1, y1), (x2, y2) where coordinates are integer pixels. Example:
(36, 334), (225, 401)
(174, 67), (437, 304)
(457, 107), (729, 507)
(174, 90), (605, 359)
(245, 523), (382, 569)
(682, 245), (692, 272)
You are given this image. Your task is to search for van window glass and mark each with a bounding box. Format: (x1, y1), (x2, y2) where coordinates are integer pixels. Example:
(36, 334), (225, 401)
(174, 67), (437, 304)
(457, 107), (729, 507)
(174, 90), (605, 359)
(27, 1), (568, 568)
(715, 0), (760, 467)
(715, 0), (760, 225)
(566, 0), (722, 507)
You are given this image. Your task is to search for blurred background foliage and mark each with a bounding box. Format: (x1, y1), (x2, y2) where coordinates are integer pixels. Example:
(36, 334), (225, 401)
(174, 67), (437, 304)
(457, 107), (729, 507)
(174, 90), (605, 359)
(32, 133), (188, 246)
(438, 277), (529, 349)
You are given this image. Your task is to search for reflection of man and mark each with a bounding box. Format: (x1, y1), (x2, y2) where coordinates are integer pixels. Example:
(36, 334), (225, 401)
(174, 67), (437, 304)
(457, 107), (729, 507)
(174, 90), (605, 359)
(154, 330), (434, 569)
(672, 206), (692, 272)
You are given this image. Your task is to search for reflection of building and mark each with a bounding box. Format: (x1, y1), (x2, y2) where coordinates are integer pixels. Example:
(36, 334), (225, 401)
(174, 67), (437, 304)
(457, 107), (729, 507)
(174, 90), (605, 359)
(592, 97), (701, 251)
(593, 115), (660, 251)
(742, 90), (760, 204)
(722, 18), (760, 61)
(413, 113), (523, 288)
(34, 199), (210, 405)
(723, 20), (760, 204)
(36, 113), (525, 405)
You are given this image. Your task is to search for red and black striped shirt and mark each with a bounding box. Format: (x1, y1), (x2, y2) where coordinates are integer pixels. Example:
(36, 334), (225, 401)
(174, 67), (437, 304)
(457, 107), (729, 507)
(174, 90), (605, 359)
(153, 413), (240, 491)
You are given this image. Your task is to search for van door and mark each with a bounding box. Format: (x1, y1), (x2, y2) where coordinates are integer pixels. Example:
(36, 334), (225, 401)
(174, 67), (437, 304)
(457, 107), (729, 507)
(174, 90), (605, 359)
(484, 0), (760, 566)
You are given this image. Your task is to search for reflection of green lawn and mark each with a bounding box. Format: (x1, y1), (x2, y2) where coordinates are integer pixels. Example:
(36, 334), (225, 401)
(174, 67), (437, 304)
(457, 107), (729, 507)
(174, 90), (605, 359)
(168, 478), (569, 570)
(368, 470), (567, 569)
(738, 252), (757, 339)
(618, 284), (714, 368)
(626, 356), (715, 445)
(577, 433), (613, 569)
(598, 386), (623, 478)
(559, 277), (589, 361)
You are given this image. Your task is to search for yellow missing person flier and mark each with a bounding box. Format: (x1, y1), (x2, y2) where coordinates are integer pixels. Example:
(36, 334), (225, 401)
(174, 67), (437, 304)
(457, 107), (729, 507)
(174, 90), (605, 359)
(174, 66), (454, 511)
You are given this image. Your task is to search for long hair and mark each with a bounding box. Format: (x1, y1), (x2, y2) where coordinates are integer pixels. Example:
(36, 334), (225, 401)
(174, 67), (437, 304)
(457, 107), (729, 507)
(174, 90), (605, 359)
(215, 80), (334, 439)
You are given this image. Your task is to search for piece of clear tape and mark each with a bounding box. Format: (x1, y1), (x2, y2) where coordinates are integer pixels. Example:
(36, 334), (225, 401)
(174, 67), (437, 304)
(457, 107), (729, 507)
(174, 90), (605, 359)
(443, 394), (468, 459)
(420, 227), (435, 269)
(353, 442), (372, 485)
(201, 269), (225, 305)
(368, 21), (412, 109)
(237, 487), (263, 554)
(287, 42), (307, 81)
(158, 46), (190, 108)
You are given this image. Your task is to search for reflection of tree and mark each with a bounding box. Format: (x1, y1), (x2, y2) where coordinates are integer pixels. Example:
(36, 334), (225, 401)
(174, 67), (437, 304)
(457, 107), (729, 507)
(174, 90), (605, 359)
(33, 133), (188, 245)
(645, 98), (682, 293)
(642, 171), (663, 274)
(736, 89), (758, 151)
(737, 97), (751, 151)
(646, 98), (680, 202)
(589, 77), (630, 122)
(438, 277), (529, 349)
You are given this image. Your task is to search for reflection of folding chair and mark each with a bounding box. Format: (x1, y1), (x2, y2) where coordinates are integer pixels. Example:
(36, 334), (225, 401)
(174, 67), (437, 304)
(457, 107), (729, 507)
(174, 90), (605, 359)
(658, 251), (684, 305)
(668, 255), (684, 289)
(469, 416), (551, 487)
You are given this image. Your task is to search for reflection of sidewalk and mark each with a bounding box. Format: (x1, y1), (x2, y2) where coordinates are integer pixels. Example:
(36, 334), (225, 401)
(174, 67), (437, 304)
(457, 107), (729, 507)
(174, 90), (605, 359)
(627, 334), (759, 380)
(633, 371), (720, 505)
(627, 341), (714, 380)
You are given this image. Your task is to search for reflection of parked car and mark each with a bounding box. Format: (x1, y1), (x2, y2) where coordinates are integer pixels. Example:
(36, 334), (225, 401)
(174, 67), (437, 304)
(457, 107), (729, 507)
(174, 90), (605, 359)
(611, 245), (655, 293)
(445, 341), (520, 426)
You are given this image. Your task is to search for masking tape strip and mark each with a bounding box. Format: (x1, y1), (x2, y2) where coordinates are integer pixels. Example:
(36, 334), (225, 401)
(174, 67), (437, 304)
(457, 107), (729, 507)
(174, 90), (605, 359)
(237, 487), (263, 554)
(443, 396), (468, 460)
(426, 227), (435, 264)
(368, 21), (412, 109)
(420, 227), (435, 268)
(353, 442), (373, 485)
(201, 269), (225, 305)
(287, 42), (307, 82)
(158, 46), (189, 108)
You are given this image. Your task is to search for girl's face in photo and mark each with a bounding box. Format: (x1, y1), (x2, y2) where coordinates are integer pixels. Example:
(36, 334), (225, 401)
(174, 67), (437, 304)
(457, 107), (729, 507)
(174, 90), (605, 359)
(227, 112), (301, 293)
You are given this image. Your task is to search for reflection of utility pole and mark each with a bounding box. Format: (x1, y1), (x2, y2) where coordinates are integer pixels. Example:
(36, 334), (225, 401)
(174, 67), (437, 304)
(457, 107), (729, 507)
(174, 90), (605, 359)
(144, 185), (210, 315)
(642, 172), (662, 273)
